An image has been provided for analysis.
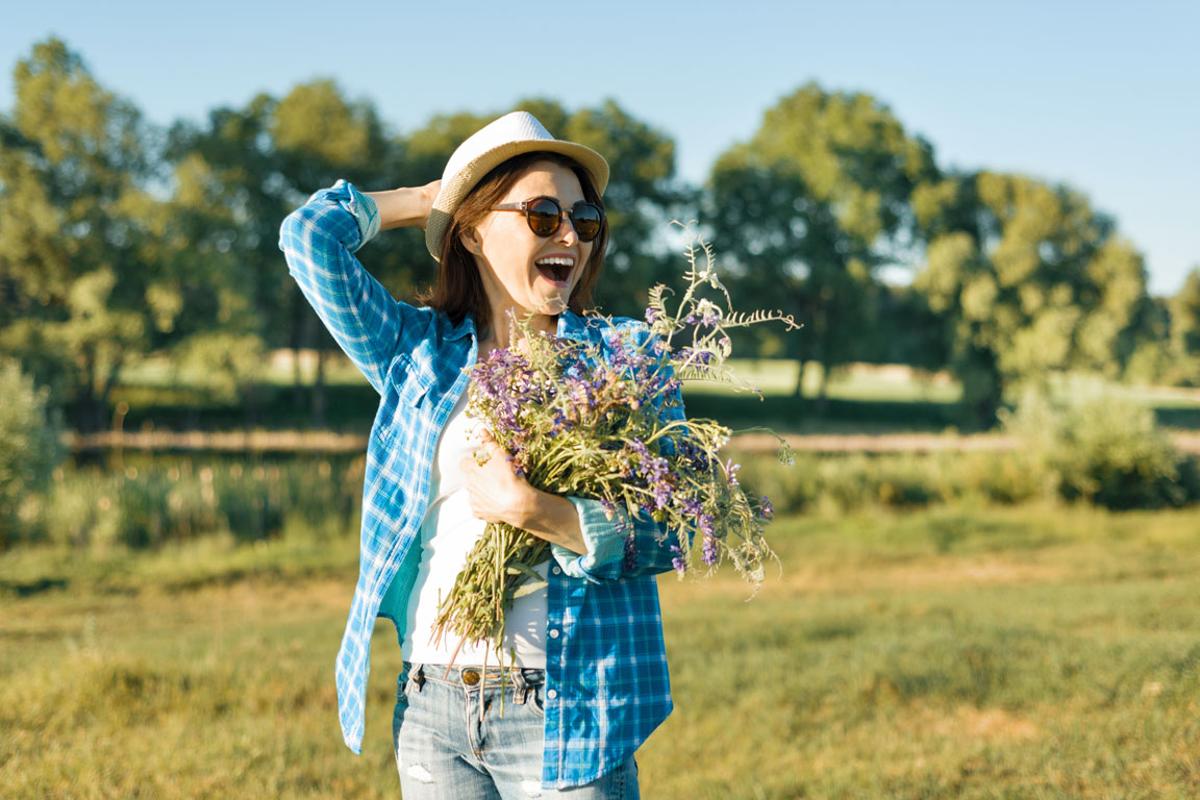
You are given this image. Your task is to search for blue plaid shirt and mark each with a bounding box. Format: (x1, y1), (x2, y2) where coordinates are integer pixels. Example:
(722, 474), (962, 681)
(278, 180), (689, 789)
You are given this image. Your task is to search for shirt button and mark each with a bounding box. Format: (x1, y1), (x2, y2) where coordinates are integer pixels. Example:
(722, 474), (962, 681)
(551, 566), (562, 576)
(547, 689), (557, 700)
(548, 628), (560, 639)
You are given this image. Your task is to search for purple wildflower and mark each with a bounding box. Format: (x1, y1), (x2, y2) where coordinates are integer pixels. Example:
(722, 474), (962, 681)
(758, 495), (774, 520)
(725, 457), (740, 488)
(670, 544), (686, 574)
(623, 533), (638, 572)
(701, 533), (718, 566)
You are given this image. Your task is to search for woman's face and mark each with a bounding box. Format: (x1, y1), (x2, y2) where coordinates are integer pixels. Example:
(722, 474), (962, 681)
(463, 159), (594, 330)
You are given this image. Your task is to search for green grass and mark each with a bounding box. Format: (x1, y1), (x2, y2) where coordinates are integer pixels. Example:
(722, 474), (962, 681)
(108, 355), (1200, 439)
(2, 504), (1199, 798)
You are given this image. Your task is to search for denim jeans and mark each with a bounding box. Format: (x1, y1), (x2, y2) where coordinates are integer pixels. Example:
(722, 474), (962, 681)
(392, 661), (640, 799)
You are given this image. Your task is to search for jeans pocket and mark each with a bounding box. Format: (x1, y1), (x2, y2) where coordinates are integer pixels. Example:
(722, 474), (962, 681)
(529, 685), (546, 719)
(398, 671), (412, 704)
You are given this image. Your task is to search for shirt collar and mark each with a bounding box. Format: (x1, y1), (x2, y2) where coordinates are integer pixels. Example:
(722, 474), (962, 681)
(446, 308), (590, 343)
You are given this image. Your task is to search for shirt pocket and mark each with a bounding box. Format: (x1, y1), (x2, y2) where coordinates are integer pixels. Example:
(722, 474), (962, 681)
(375, 352), (437, 446)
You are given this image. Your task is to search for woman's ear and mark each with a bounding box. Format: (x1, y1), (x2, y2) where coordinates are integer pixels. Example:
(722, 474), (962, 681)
(459, 226), (483, 256)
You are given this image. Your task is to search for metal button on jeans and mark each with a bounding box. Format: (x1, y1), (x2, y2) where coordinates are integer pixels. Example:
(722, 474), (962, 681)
(462, 669), (480, 685)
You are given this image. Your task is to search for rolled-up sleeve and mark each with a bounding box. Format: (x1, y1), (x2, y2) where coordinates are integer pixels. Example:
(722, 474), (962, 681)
(549, 495), (630, 583)
(278, 179), (411, 395)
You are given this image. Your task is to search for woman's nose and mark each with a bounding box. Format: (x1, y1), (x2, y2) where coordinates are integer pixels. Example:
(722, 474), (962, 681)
(555, 213), (580, 246)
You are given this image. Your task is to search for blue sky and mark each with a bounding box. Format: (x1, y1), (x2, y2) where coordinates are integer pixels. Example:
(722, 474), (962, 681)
(2, 0), (1196, 294)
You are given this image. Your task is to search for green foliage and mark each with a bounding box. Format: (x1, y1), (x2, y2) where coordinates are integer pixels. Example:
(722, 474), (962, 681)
(1168, 266), (1200, 385)
(0, 35), (1189, 440)
(707, 82), (938, 396)
(913, 172), (1158, 427)
(0, 38), (155, 430)
(34, 456), (363, 551)
(1002, 383), (1199, 510)
(736, 449), (1049, 517)
(0, 359), (65, 547)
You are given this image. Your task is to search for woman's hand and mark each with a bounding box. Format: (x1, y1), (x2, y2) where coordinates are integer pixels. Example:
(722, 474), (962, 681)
(459, 428), (534, 528)
(417, 179), (441, 229)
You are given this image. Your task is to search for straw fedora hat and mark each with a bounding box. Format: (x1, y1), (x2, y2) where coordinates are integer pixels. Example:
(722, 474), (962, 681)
(424, 111), (610, 262)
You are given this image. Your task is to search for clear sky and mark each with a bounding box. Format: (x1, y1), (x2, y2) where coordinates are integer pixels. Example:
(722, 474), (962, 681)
(2, 0), (1196, 295)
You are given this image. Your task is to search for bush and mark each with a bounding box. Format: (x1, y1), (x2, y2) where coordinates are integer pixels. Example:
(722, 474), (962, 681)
(1002, 383), (1198, 510)
(35, 456), (365, 551)
(0, 359), (65, 547)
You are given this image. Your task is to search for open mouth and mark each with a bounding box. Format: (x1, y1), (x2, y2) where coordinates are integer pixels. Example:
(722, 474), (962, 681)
(535, 257), (574, 284)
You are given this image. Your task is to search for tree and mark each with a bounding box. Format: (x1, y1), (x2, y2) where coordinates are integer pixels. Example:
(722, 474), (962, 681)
(706, 82), (938, 404)
(165, 80), (396, 425)
(912, 171), (1157, 427)
(1169, 266), (1200, 384)
(272, 80), (397, 423)
(0, 38), (156, 431)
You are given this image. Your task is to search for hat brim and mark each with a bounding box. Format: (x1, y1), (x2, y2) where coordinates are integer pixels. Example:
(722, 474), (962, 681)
(425, 139), (610, 262)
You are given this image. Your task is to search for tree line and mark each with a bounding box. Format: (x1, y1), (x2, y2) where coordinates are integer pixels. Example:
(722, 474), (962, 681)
(2, 37), (1198, 433)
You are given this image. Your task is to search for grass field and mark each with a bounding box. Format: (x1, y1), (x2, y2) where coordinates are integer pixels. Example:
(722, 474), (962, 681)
(109, 354), (1200, 439)
(2, 504), (1198, 798)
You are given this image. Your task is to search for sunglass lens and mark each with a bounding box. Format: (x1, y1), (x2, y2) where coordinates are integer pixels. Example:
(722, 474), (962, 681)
(526, 198), (562, 237)
(571, 202), (603, 241)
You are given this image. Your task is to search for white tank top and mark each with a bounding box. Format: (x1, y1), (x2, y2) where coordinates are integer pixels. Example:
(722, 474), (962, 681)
(400, 384), (549, 668)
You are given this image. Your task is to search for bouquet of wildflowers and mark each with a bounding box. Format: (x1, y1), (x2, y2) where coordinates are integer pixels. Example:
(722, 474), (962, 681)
(431, 229), (800, 675)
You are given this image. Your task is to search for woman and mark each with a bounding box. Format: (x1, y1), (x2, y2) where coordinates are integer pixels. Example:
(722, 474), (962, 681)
(278, 111), (687, 799)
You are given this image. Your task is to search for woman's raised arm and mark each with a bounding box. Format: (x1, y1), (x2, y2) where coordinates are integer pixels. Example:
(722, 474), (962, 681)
(363, 179), (439, 231)
(277, 178), (438, 395)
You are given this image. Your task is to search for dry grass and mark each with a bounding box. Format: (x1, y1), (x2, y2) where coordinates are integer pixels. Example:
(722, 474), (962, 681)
(2, 504), (1199, 798)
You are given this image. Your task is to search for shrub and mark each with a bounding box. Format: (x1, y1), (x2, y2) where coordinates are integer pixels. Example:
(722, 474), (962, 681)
(36, 456), (365, 551)
(0, 359), (65, 547)
(1002, 383), (1197, 510)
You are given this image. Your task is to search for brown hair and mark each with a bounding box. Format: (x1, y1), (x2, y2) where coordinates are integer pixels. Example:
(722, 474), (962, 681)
(414, 151), (609, 338)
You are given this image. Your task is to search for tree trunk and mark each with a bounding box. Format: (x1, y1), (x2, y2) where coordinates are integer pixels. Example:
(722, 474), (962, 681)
(312, 346), (327, 428)
(814, 359), (830, 417)
(791, 358), (806, 399)
(291, 299), (309, 410)
(73, 348), (107, 434)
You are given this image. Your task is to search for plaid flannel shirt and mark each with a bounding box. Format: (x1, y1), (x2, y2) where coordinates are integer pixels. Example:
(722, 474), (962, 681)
(278, 179), (690, 789)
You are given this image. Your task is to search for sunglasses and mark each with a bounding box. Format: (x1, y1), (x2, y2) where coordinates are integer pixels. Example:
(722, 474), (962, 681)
(491, 196), (605, 242)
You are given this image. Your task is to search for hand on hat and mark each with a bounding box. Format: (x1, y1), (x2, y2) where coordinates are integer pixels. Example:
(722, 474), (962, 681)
(417, 179), (441, 230)
(364, 179), (442, 232)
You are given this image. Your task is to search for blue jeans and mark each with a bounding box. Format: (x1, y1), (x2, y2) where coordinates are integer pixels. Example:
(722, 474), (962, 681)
(392, 661), (640, 799)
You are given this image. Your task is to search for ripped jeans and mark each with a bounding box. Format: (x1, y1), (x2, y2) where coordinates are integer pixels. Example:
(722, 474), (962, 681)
(392, 661), (640, 799)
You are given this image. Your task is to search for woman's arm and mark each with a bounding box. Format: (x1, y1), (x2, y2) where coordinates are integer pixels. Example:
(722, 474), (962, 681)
(277, 179), (437, 395)
(515, 490), (588, 556)
(364, 180), (439, 231)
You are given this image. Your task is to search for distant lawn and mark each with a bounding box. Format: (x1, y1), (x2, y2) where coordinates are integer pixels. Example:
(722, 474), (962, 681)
(108, 354), (1200, 436)
(2, 504), (1198, 798)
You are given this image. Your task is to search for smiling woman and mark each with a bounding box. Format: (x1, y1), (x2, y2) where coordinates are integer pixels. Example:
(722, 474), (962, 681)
(415, 147), (610, 350)
(278, 111), (671, 798)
